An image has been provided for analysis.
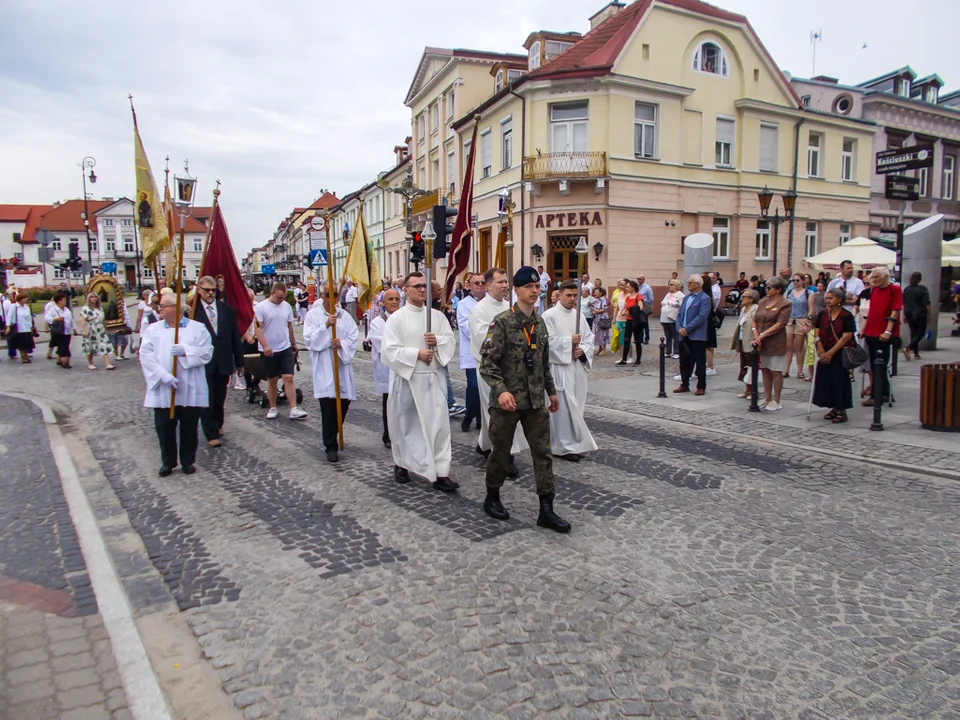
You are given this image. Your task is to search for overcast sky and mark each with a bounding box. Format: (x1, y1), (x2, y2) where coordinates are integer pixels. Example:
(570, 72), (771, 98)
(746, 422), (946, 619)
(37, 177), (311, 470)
(1, 0), (957, 257)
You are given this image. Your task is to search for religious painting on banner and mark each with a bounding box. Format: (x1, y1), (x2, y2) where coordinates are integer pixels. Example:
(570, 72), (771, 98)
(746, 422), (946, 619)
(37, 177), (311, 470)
(86, 273), (131, 333)
(131, 103), (170, 266)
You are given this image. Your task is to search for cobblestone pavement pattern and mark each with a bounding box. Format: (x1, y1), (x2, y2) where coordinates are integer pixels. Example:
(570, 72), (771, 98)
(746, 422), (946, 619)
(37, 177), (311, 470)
(0, 397), (130, 720)
(1, 335), (958, 719)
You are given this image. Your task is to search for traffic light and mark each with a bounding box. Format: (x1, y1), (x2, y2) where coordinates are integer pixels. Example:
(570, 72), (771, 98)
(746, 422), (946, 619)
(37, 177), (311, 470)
(431, 203), (457, 258)
(409, 231), (424, 266)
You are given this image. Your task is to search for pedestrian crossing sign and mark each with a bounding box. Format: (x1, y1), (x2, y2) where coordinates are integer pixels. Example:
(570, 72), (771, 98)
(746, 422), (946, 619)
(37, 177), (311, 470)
(309, 249), (328, 268)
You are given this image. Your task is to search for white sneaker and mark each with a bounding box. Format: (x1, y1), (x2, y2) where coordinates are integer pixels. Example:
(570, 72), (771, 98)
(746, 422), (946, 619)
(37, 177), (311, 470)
(266, 407), (279, 419)
(674, 374), (682, 381)
(764, 402), (782, 412)
(671, 354), (680, 359)
(706, 368), (717, 376)
(234, 378), (246, 390)
(289, 407), (308, 420)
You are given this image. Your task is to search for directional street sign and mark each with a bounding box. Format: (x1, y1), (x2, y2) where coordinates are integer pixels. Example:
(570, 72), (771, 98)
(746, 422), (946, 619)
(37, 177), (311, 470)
(261, 264), (276, 275)
(309, 249), (328, 268)
(309, 229), (327, 251)
(875, 145), (934, 175)
(885, 175), (920, 202)
(101, 262), (118, 273)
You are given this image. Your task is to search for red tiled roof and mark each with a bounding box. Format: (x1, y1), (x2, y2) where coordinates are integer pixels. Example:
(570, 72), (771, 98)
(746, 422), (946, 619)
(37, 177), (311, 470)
(308, 192), (340, 211)
(32, 199), (114, 234)
(0, 204), (44, 223)
(20, 206), (52, 243)
(528, 0), (801, 106)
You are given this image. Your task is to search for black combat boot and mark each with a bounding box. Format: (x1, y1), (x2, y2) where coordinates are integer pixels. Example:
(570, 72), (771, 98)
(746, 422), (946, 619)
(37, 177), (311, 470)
(506, 455), (519, 477)
(537, 493), (571, 533)
(394, 466), (410, 484)
(476, 445), (490, 459)
(433, 476), (460, 493)
(483, 487), (509, 521)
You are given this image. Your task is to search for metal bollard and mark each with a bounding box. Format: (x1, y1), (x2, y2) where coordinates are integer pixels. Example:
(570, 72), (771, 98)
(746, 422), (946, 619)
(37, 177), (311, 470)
(869, 347), (885, 431)
(748, 350), (761, 412)
(657, 337), (667, 398)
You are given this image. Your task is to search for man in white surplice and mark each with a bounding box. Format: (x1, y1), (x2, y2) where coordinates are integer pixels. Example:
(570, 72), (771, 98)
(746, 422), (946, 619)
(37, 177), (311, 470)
(468, 267), (524, 475)
(368, 288), (401, 449)
(542, 280), (598, 460)
(139, 294), (214, 476)
(303, 281), (358, 463)
(381, 271), (459, 492)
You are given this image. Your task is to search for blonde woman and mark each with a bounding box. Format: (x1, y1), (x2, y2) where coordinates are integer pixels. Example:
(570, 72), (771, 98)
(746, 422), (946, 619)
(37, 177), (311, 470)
(660, 279), (684, 358)
(78, 293), (115, 370)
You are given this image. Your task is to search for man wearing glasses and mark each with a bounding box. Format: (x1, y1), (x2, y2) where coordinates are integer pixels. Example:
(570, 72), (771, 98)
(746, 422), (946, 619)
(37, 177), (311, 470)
(381, 272), (458, 492)
(456, 273), (486, 433)
(303, 281), (358, 462)
(194, 276), (244, 447)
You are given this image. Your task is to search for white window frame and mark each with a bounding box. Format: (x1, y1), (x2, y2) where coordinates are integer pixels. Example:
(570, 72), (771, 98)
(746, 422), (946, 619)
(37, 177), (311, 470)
(143, 267), (153, 279)
(759, 123), (778, 172)
(943, 155), (955, 200)
(495, 70), (505, 92)
(712, 218), (730, 259)
(507, 69), (522, 83)
(926, 86), (938, 103)
(544, 40), (572, 61)
(480, 129), (492, 178)
(755, 220), (771, 259)
(89, 238), (98, 253)
(446, 92), (455, 119)
(841, 138), (855, 181)
(122, 237), (134, 253)
(106, 239), (115, 252)
(103, 218), (114, 227)
(51, 237), (62, 251)
(122, 218), (133, 227)
(53, 267), (66, 279)
(692, 41), (729, 77)
(550, 101), (589, 154)
(634, 102), (657, 159)
(918, 166), (929, 197)
(715, 118), (734, 167)
(418, 115), (425, 141)
(805, 221), (819, 257)
(528, 41), (541, 71)
(431, 103), (439, 132)
(193, 238), (203, 252)
(501, 117), (513, 170)
(807, 132), (822, 177)
(839, 223), (851, 245)
(447, 150), (456, 194)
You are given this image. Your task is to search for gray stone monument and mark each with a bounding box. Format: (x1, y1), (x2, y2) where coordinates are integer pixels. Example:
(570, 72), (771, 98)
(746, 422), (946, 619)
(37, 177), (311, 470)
(681, 233), (714, 292)
(902, 213), (943, 351)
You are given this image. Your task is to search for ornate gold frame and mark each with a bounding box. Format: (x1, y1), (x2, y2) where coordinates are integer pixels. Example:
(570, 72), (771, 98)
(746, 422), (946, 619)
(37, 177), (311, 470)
(85, 273), (130, 332)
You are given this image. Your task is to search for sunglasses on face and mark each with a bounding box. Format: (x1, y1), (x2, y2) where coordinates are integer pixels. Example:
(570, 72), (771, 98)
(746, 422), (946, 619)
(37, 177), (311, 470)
(408, 284), (427, 290)
(199, 286), (216, 292)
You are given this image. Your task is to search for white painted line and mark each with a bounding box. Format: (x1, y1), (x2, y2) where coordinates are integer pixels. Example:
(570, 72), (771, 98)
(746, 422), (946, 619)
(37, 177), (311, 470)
(37, 404), (174, 720)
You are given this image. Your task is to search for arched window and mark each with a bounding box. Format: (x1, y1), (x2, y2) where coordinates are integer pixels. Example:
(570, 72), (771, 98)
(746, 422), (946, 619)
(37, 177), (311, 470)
(495, 69), (505, 92)
(693, 41), (728, 76)
(528, 41), (541, 71)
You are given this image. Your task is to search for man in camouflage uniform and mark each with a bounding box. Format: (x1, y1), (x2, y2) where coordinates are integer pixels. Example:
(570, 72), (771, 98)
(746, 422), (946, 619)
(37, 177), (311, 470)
(479, 265), (571, 533)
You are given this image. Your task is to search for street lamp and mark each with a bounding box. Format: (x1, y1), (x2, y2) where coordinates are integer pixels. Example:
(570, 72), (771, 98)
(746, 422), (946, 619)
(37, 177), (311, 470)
(574, 237), (589, 354)
(757, 186), (797, 276)
(79, 156), (97, 280)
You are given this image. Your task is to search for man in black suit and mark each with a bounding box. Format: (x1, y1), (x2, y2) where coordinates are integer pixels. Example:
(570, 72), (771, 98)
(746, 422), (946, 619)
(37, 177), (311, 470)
(194, 275), (244, 448)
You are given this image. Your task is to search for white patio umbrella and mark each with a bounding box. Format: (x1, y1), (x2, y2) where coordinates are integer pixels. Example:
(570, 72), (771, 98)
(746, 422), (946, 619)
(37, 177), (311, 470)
(943, 239), (960, 267)
(804, 236), (895, 272)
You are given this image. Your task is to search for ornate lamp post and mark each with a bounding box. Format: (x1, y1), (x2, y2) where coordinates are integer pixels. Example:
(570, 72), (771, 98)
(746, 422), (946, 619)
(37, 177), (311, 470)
(168, 161), (197, 418)
(79, 156), (97, 281)
(757, 186), (797, 277)
(385, 165), (431, 268)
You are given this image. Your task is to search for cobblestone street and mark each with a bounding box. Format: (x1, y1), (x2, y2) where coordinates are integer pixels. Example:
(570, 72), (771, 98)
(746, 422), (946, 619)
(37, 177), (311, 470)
(1, 339), (958, 719)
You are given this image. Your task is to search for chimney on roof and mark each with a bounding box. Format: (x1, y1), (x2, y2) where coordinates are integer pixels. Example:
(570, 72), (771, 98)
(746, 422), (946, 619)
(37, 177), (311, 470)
(589, 1), (625, 29)
(52, 201), (60, 208)
(812, 75), (839, 84)
(101, 197), (114, 201)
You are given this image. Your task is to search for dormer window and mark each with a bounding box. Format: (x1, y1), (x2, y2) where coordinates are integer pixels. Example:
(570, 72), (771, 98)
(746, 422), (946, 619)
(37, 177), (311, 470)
(544, 40), (573, 62)
(897, 78), (911, 97)
(693, 41), (728, 76)
(495, 69), (505, 92)
(528, 41), (541, 70)
(926, 86), (939, 103)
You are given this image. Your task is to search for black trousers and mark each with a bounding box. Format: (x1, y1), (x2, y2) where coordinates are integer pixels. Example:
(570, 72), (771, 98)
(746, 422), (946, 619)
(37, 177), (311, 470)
(380, 393), (390, 444)
(154, 407), (200, 469)
(906, 314), (927, 355)
(661, 322), (677, 356)
(866, 336), (892, 399)
(464, 368), (480, 422)
(201, 371), (231, 441)
(319, 397), (351, 452)
(679, 338), (708, 390)
(621, 319), (644, 362)
(639, 313), (651, 342)
(51, 332), (71, 358)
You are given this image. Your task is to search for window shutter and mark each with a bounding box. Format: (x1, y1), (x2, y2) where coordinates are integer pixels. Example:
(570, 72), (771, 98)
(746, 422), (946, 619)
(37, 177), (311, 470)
(760, 125), (777, 171)
(716, 118), (734, 144)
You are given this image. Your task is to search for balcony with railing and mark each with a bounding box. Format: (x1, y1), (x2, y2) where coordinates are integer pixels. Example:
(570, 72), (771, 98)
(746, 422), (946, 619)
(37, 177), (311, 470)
(522, 152), (607, 196)
(115, 250), (140, 259)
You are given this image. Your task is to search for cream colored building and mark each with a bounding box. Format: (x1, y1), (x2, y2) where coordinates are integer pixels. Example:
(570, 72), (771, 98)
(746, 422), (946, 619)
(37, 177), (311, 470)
(445, 0), (876, 292)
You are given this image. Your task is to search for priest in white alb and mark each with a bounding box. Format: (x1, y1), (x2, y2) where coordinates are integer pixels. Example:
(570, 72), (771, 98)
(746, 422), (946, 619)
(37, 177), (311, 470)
(542, 279), (598, 461)
(368, 287), (401, 450)
(381, 271), (459, 493)
(468, 267), (526, 474)
(303, 281), (358, 464)
(139, 294), (214, 477)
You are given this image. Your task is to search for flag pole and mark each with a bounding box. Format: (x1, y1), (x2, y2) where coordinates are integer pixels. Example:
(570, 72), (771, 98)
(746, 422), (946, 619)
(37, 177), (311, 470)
(324, 209), (344, 450)
(169, 213), (186, 419)
(189, 182), (221, 319)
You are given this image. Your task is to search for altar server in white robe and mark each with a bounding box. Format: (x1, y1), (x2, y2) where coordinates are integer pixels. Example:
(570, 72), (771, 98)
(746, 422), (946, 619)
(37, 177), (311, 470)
(542, 279), (598, 460)
(368, 288), (401, 449)
(469, 267), (526, 471)
(381, 271), (459, 492)
(304, 281), (358, 463)
(140, 294), (214, 477)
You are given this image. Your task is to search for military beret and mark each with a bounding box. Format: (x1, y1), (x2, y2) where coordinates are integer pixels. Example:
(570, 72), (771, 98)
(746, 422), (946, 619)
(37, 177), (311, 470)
(513, 265), (540, 287)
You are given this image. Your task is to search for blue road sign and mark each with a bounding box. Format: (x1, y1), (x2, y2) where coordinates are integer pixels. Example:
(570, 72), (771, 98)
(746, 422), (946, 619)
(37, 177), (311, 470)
(101, 262), (117, 273)
(261, 264), (276, 275)
(309, 249), (328, 268)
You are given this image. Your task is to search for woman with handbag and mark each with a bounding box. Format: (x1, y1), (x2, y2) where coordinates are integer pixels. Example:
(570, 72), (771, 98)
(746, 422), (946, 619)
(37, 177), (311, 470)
(615, 280), (643, 366)
(590, 287), (610, 355)
(4, 293), (37, 363)
(733, 289), (759, 398)
(812, 287), (856, 423)
(44, 291), (75, 369)
(660, 279), (684, 358)
(751, 276), (791, 411)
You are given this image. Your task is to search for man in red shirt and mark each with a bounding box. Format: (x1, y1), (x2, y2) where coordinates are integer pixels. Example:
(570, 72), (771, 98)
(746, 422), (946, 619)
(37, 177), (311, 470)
(862, 266), (902, 406)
